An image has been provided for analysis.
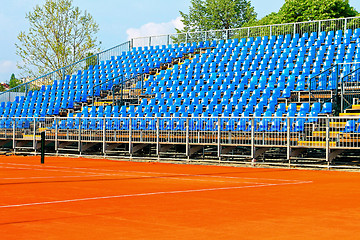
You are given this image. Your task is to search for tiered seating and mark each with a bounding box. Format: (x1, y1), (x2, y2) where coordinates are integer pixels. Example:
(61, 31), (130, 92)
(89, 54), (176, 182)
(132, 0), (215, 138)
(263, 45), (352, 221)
(0, 43), (196, 125)
(2, 28), (360, 133)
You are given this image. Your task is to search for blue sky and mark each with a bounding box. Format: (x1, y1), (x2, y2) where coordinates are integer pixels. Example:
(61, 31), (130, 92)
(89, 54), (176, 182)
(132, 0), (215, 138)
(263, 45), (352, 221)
(0, 0), (359, 82)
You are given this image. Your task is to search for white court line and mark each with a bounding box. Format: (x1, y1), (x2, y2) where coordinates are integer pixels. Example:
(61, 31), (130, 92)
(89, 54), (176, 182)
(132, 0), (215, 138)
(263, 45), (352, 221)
(0, 162), (307, 183)
(0, 165), (275, 185)
(0, 175), (101, 180)
(0, 180), (312, 209)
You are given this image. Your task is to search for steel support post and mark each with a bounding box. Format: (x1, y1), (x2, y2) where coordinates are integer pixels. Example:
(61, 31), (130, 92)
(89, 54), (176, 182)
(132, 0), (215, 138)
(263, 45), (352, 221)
(156, 118), (160, 158)
(344, 18), (347, 33)
(78, 117), (81, 155)
(33, 117), (36, 152)
(55, 117), (58, 155)
(326, 117), (330, 168)
(12, 118), (15, 153)
(102, 117), (106, 156)
(129, 118), (133, 156)
(217, 117), (221, 161)
(251, 118), (255, 160)
(186, 118), (189, 159)
(293, 23), (296, 38)
(287, 117), (291, 167)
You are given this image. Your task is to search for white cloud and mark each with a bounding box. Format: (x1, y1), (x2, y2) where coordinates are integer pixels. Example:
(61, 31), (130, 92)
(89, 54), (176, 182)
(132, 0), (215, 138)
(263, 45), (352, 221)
(126, 16), (184, 40)
(0, 60), (17, 74)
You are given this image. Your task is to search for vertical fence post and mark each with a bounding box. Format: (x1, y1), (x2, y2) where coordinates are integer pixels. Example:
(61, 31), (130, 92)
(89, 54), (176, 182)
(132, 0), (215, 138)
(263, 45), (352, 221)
(270, 25), (272, 37)
(149, 36), (151, 47)
(12, 118), (15, 153)
(341, 75), (344, 113)
(33, 117), (36, 152)
(41, 131), (45, 164)
(156, 117), (160, 158)
(287, 117), (291, 167)
(326, 117), (330, 169)
(247, 27), (250, 38)
(62, 67), (65, 81)
(308, 76), (312, 107)
(78, 116), (81, 155)
(103, 116), (106, 156)
(55, 116), (58, 155)
(293, 23), (296, 38)
(129, 117), (132, 156)
(217, 117), (221, 161)
(344, 18), (347, 33)
(186, 118), (189, 160)
(318, 20), (321, 35)
(251, 117), (255, 161)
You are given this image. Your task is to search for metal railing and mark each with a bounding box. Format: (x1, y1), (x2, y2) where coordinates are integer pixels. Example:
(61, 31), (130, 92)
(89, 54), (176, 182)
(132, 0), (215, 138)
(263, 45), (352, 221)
(131, 16), (360, 47)
(308, 63), (360, 115)
(88, 72), (146, 106)
(341, 65), (360, 112)
(3, 116), (360, 161)
(0, 41), (131, 100)
(3, 16), (360, 102)
(308, 65), (339, 113)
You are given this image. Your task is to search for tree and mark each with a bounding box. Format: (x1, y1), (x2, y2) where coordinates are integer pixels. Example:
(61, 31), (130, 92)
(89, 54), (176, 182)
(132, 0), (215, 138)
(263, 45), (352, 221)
(178, 0), (257, 32)
(9, 74), (23, 90)
(249, 0), (358, 26)
(85, 52), (99, 70)
(15, 0), (99, 80)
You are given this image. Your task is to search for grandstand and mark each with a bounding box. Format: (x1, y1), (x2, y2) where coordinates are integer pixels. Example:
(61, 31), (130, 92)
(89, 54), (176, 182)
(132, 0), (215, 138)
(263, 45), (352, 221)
(1, 16), (360, 167)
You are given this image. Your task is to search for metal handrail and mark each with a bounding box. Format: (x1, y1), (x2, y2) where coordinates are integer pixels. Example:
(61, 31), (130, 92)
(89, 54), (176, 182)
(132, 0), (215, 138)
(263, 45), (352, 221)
(0, 41), (131, 97)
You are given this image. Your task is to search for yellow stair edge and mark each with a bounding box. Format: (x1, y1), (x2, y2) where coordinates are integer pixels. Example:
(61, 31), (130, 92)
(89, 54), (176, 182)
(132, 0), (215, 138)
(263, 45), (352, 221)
(351, 105), (360, 110)
(340, 113), (360, 116)
(329, 122), (346, 127)
(23, 134), (41, 139)
(298, 141), (336, 147)
(312, 131), (340, 137)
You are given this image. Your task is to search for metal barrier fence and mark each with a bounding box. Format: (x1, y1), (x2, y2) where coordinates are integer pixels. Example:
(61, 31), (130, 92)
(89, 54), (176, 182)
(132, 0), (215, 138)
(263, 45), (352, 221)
(132, 16), (360, 47)
(3, 116), (360, 159)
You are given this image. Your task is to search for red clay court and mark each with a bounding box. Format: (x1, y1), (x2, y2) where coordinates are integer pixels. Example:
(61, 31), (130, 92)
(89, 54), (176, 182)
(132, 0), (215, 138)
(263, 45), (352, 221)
(1, 155), (360, 239)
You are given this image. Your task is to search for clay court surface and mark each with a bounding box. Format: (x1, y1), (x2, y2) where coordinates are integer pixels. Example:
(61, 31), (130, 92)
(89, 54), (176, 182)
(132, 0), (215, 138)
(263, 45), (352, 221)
(1, 156), (360, 239)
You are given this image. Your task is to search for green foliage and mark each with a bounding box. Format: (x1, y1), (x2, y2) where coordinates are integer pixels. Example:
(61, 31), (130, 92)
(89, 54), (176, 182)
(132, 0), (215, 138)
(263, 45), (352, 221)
(249, 0), (359, 26)
(9, 74), (24, 90)
(15, 0), (99, 79)
(178, 0), (257, 32)
(85, 52), (99, 70)
(0, 84), (5, 92)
